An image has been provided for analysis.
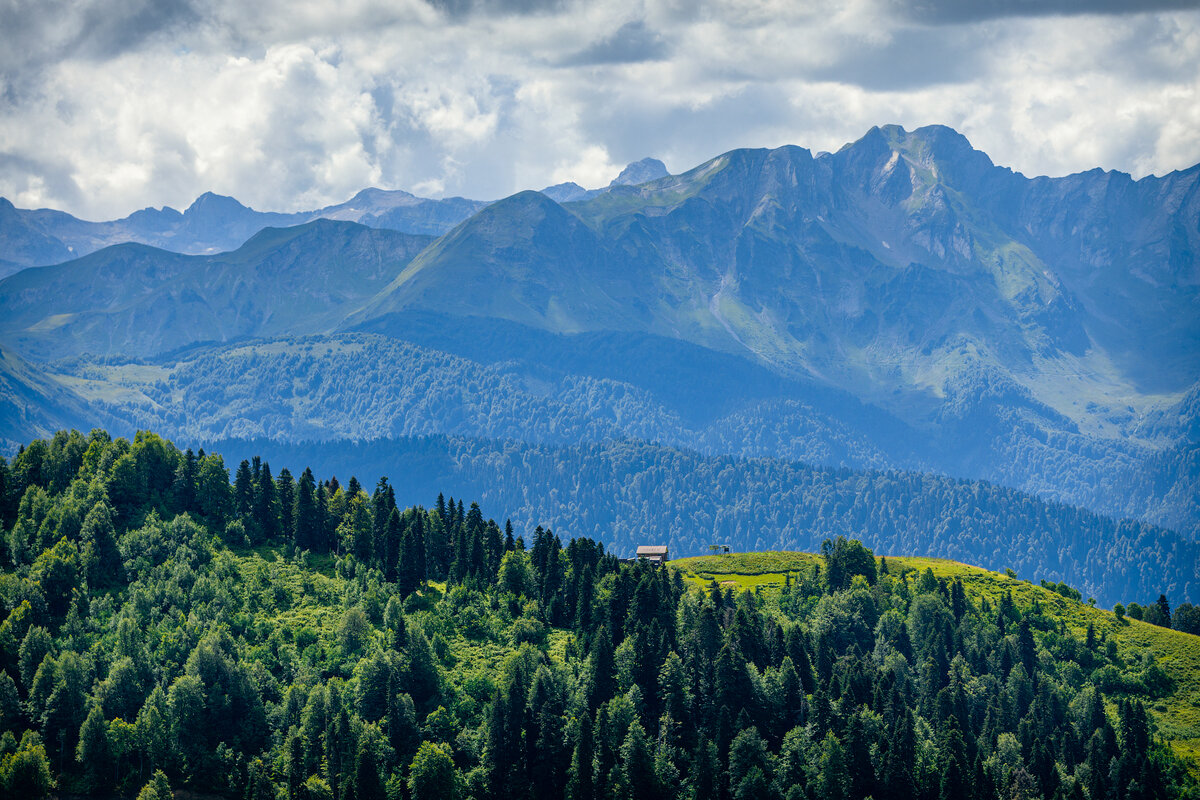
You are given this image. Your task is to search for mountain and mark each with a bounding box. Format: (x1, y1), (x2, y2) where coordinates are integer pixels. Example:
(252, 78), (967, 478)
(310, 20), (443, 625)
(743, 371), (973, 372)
(540, 181), (591, 203)
(538, 157), (672, 203)
(0, 348), (93, 450)
(0, 220), (433, 360)
(0, 156), (671, 273)
(1, 123), (1197, 549)
(336, 126), (1200, 528)
(304, 187), (489, 237)
(0, 197), (76, 273)
(0, 189), (481, 276)
(608, 156), (669, 186)
(358, 125), (1199, 404)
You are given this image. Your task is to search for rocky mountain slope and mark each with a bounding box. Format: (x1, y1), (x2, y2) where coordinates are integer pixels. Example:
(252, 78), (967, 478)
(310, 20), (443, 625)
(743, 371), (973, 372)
(1, 124), (1196, 540)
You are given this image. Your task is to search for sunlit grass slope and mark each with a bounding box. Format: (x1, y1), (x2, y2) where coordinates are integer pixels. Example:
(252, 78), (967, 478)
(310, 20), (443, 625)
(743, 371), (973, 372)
(671, 550), (1200, 768)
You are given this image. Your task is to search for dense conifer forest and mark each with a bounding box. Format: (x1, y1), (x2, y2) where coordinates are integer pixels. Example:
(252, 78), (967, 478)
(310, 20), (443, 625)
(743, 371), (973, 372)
(219, 435), (1200, 607)
(0, 429), (1197, 799)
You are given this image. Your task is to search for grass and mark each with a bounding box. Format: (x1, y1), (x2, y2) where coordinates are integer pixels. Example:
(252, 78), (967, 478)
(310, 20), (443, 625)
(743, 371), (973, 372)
(670, 550), (1200, 768)
(672, 551), (821, 579)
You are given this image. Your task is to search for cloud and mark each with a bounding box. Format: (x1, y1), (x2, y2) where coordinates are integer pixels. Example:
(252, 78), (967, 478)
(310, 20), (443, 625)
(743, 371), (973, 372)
(424, 0), (564, 18)
(0, 0), (1197, 219)
(894, 0), (1200, 24)
(561, 19), (671, 65)
(0, 0), (200, 79)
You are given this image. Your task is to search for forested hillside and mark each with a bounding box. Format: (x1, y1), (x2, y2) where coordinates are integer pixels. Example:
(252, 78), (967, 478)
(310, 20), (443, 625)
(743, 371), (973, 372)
(0, 430), (1196, 799)
(214, 435), (1200, 607)
(44, 329), (1200, 537)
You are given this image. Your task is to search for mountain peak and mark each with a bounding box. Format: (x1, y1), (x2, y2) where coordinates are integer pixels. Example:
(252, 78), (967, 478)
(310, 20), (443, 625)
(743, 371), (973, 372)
(349, 187), (417, 203)
(610, 158), (669, 187)
(541, 182), (590, 203)
(185, 192), (250, 216)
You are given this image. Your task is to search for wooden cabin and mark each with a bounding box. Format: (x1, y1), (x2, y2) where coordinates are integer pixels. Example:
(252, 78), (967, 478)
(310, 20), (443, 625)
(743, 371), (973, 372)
(636, 545), (669, 564)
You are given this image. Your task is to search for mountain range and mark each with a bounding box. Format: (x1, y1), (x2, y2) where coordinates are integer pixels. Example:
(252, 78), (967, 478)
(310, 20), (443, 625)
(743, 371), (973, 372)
(1, 124), (1197, 596)
(0, 157), (671, 277)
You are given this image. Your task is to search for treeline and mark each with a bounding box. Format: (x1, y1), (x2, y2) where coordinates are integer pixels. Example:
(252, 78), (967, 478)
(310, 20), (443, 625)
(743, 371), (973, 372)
(1115, 596), (1200, 636)
(0, 428), (1195, 799)
(216, 435), (1200, 607)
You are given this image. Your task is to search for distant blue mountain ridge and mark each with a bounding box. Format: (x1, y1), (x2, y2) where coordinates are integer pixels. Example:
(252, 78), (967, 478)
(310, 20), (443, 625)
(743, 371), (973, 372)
(0, 157), (671, 276)
(0, 124), (1197, 559)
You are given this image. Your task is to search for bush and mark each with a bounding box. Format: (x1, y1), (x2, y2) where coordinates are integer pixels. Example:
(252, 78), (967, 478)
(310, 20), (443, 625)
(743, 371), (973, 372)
(510, 617), (547, 647)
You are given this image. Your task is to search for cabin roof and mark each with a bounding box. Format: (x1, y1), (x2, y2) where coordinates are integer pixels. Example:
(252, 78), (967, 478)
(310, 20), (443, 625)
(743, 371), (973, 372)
(637, 545), (669, 556)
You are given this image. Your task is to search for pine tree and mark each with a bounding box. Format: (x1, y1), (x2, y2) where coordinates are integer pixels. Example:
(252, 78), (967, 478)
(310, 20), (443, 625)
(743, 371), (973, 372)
(256, 461), (279, 541)
(589, 629), (617, 710)
(382, 508), (402, 583)
(619, 721), (657, 800)
(352, 739), (386, 800)
(173, 448), (198, 513)
(80, 502), (120, 588)
(398, 511), (427, 597)
(1156, 594), (1172, 628)
(816, 732), (849, 800)
(76, 702), (110, 790)
(688, 738), (719, 800)
(568, 712), (596, 800)
(234, 459), (255, 525)
(880, 710), (916, 800)
(294, 468), (318, 551)
(276, 468), (295, 538)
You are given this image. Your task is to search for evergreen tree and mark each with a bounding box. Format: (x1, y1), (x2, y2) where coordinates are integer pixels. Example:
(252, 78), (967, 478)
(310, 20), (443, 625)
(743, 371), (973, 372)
(173, 448), (198, 514)
(276, 468), (295, 538)
(409, 741), (459, 800)
(75, 702), (110, 790)
(589, 629), (617, 709)
(234, 460), (255, 528)
(816, 732), (849, 800)
(294, 468), (318, 551)
(1156, 594), (1172, 628)
(568, 712), (596, 800)
(619, 721), (657, 800)
(351, 739), (386, 800)
(80, 501), (120, 588)
(256, 461), (280, 541)
(398, 511), (427, 597)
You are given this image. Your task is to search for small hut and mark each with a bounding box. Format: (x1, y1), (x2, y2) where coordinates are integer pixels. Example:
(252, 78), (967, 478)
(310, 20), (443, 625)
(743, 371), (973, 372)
(636, 545), (669, 564)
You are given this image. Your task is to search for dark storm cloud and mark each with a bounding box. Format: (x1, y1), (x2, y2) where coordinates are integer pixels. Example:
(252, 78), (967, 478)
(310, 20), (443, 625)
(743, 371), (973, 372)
(897, 0), (1200, 24)
(568, 81), (801, 173)
(560, 20), (670, 66)
(0, 0), (200, 76)
(808, 26), (987, 91)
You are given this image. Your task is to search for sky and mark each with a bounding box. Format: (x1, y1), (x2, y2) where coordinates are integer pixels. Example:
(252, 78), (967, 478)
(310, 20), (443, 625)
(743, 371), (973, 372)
(1, 0), (1198, 220)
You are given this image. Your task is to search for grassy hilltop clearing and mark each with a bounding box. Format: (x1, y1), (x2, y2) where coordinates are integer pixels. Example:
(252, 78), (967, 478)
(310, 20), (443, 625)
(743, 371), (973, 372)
(673, 552), (1200, 768)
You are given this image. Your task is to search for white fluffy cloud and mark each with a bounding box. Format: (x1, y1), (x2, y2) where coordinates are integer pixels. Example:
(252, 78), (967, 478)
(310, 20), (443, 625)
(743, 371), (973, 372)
(0, 0), (1197, 218)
